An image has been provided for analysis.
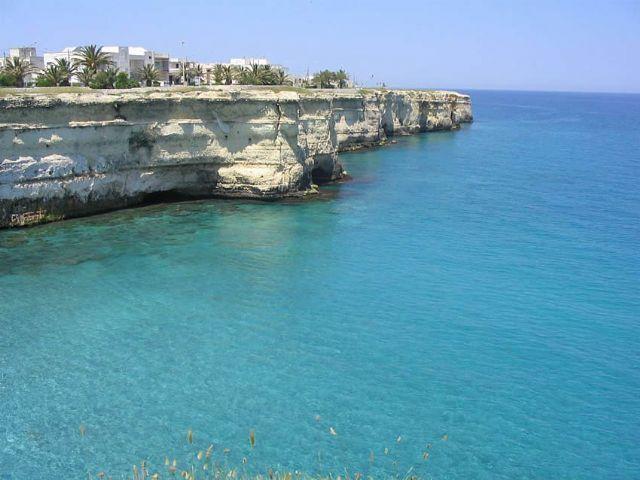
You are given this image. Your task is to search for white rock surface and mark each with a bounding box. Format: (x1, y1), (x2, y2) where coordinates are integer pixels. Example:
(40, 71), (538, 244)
(0, 87), (472, 227)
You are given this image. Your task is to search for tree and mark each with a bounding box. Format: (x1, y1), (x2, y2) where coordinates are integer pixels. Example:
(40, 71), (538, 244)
(189, 64), (204, 85)
(54, 58), (77, 86)
(212, 64), (224, 84)
(222, 65), (236, 85)
(237, 63), (277, 86)
(312, 70), (336, 89)
(76, 68), (95, 87)
(260, 65), (277, 85)
(3, 57), (35, 87)
(335, 69), (349, 88)
(138, 64), (159, 87)
(0, 71), (17, 87)
(89, 66), (119, 89)
(75, 45), (113, 74)
(39, 64), (66, 86)
(115, 71), (139, 89)
(273, 68), (291, 86)
(310, 70), (350, 89)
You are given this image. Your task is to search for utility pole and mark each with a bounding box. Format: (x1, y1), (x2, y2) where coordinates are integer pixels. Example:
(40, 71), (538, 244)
(181, 41), (186, 86)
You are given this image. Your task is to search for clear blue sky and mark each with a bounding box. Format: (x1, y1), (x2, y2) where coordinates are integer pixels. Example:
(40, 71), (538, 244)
(1, 0), (638, 92)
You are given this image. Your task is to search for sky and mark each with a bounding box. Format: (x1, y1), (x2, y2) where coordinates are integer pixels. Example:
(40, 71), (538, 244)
(1, 0), (638, 93)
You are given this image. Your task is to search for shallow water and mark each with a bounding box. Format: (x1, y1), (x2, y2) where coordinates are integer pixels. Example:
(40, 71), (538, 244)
(1, 91), (639, 479)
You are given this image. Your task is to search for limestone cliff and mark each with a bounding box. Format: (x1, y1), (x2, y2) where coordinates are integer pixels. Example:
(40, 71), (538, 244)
(0, 87), (472, 228)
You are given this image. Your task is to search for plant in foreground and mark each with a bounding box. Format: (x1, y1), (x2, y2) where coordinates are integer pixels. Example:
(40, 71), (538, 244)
(84, 425), (448, 480)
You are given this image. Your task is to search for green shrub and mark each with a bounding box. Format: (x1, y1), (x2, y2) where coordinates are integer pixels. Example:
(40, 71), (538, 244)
(89, 68), (139, 89)
(115, 72), (139, 89)
(0, 71), (17, 87)
(35, 76), (56, 87)
(89, 71), (114, 89)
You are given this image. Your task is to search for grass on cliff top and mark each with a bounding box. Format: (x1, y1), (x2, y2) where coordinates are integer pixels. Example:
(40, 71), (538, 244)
(0, 86), (92, 96)
(0, 85), (390, 98)
(0, 85), (442, 100)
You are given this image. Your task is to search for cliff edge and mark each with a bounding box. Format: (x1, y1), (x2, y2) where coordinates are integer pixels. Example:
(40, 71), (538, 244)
(0, 87), (472, 228)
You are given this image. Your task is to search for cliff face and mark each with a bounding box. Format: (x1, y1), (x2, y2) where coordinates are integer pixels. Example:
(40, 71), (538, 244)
(0, 87), (472, 228)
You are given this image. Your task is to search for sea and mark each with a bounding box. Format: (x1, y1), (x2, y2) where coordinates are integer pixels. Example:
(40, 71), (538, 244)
(1, 90), (638, 479)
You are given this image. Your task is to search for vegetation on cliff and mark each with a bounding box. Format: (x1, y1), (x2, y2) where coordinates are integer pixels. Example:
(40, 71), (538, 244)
(309, 70), (349, 89)
(2, 42), (352, 90)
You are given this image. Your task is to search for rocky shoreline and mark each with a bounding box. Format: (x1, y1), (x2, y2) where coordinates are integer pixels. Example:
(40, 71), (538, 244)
(0, 86), (472, 228)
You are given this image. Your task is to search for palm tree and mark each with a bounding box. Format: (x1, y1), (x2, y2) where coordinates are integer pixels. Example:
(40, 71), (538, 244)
(76, 68), (95, 87)
(138, 64), (159, 87)
(89, 66), (119, 89)
(54, 58), (77, 86)
(260, 65), (277, 85)
(212, 64), (224, 84)
(74, 45), (113, 73)
(222, 65), (236, 85)
(273, 68), (291, 86)
(3, 57), (35, 87)
(237, 63), (276, 85)
(189, 64), (204, 85)
(40, 64), (66, 86)
(238, 64), (257, 85)
(103, 66), (119, 88)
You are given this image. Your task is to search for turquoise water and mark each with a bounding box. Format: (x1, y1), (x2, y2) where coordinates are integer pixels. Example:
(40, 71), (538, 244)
(1, 91), (639, 479)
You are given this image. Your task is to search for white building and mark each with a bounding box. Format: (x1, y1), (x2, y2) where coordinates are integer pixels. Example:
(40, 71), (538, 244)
(102, 46), (169, 82)
(43, 45), (170, 85)
(43, 46), (81, 67)
(1, 47), (44, 84)
(229, 57), (269, 67)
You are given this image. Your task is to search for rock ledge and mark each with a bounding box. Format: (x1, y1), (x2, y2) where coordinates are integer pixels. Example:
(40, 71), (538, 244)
(0, 87), (472, 227)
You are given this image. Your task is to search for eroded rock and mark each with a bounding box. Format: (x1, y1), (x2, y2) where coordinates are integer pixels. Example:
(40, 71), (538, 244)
(0, 87), (472, 227)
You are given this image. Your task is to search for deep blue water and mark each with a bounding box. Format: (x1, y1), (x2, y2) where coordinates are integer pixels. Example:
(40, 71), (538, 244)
(1, 91), (639, 479)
